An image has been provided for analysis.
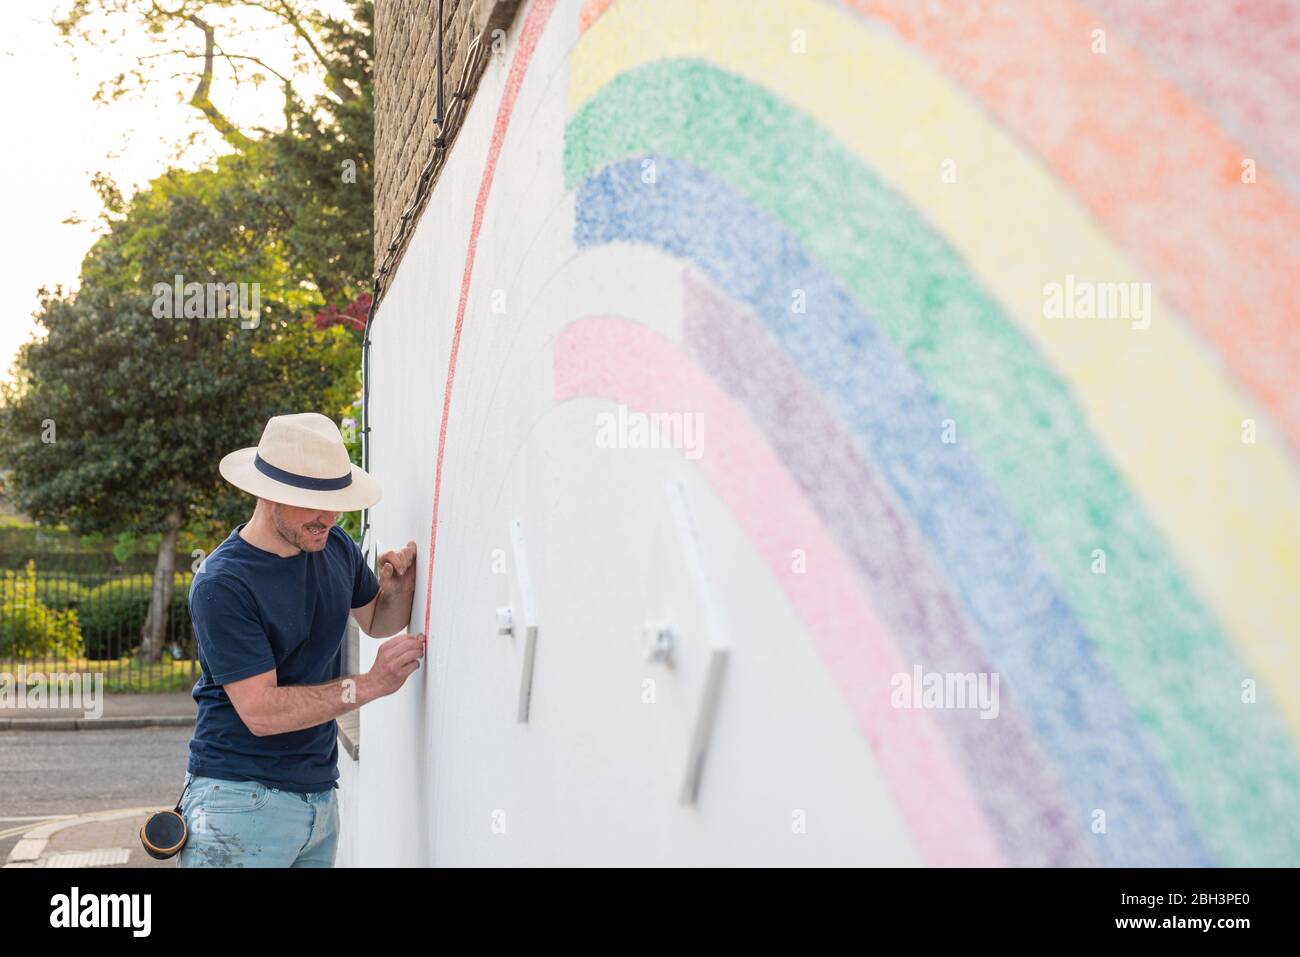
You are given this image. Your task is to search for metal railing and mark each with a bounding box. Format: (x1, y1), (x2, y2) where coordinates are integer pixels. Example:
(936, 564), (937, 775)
(0, 562), (199, 693)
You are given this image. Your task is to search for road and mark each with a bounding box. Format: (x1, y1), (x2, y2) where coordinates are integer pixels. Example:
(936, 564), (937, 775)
(0, 726), (192, 862)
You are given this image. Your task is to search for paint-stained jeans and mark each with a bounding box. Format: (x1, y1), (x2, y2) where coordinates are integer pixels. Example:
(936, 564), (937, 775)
(174, 772), (339, 867)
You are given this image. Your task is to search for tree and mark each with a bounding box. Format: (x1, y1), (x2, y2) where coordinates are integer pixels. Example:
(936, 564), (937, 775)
(54, 0), (366, 148)
(0, 153), (358, 662)
(54, 0), (375, 312)
(261, 2), (374, 310)
(4, 1), (375, 659)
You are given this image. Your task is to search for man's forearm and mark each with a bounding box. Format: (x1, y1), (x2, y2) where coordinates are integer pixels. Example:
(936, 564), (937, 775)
(252, 673), (382, 736)
(368, 583), (416, 638)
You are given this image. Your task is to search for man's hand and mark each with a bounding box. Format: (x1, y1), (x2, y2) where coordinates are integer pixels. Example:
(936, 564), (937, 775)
(351, 540), (419, 638)
(378, 541), (417, 595)
(366, 632), (426, 697)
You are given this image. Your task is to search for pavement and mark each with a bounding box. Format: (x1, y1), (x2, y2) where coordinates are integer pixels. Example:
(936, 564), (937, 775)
(0, 691), (196, 730)
(3, 807), (178, 868)
(1, 693), (196, 868)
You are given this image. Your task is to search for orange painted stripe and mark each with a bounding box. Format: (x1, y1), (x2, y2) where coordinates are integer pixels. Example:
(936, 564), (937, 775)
(579, 0), (614, 33)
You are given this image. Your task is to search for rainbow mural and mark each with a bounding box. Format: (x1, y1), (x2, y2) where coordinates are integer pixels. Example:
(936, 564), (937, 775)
(416, 0), (1300, 865)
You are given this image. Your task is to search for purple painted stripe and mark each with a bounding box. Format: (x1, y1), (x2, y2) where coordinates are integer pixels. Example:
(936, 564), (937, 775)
(682, 268), (1096, 867)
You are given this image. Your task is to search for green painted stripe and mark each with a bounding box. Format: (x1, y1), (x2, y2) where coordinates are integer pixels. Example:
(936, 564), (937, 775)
(563, 58), (1300, 864)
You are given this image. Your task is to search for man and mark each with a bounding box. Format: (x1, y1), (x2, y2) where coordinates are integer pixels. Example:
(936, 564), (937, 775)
(175, 411), (425, 867)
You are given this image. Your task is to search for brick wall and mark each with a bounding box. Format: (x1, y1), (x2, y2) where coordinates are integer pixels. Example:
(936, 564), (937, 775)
(373, 0), (522, 298)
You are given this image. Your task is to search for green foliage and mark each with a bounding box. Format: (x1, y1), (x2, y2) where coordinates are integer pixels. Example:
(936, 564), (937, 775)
(111, 532), (141, 565)
(75, 573), (194, 660)
(0, 563), (83, 659)
(0, 524), (143, 570)
(0, 0), (374, 625)
(0, 149), (361, 539)
(33, 575), (88, 610)
(339, 383), (365, 541)
(261, 0), (374, 312)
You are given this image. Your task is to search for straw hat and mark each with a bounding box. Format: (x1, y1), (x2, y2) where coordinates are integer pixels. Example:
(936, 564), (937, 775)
(218, 412), (381, 512)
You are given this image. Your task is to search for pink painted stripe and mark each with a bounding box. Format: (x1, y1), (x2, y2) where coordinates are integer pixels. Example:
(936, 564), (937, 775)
(421, 0), (559, 636)
(553, 315), (1004, 867)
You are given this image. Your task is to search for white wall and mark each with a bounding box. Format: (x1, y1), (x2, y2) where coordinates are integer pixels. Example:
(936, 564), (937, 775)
(337, 0), (1300, 869)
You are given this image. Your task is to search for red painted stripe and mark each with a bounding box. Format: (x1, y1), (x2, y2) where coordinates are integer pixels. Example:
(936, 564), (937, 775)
(422, 0), (559, 636)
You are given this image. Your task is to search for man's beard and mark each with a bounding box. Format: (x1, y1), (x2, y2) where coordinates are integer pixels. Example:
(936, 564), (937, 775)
(270, 507), (330, 551)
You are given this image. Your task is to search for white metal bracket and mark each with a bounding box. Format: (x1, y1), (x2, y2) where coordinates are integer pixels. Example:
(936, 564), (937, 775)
(508, 518), (539, 723)
(665, 480), (731, 805)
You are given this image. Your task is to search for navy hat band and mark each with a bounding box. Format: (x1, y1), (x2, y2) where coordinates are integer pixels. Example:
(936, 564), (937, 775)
(254, 453), (353, 491)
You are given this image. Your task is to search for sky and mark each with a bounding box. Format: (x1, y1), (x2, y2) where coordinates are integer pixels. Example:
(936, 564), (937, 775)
(0, 1), (339, 382)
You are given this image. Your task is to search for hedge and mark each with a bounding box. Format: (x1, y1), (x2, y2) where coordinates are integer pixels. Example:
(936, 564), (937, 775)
(0, 563), (83, 659)
(75, 574), (195, 660)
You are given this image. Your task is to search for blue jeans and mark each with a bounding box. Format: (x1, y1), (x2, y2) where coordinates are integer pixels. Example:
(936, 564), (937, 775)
(175, 772), (339, 867)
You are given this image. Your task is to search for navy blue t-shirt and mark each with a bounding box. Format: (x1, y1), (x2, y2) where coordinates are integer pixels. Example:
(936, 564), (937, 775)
(186, 522), (379, 792)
